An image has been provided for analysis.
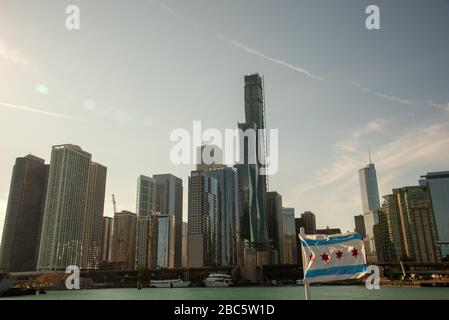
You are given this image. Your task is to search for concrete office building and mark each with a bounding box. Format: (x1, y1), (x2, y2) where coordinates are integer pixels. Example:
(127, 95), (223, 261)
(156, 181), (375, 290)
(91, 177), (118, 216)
(394, 186), (441, 262)
(81, 162), (107, 270)
(112, 210), (137, 270)
(101, 216), (113, 263)
(187, 170), (218, 267)
(0, 155), (49, 272)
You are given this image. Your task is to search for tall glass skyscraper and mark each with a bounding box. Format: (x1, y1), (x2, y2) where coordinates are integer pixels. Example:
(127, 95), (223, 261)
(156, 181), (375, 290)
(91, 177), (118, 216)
(209, 167), (240, 266)
(0, 155), (49, 272)
(420, 171), (449, 260)
(239, 73), (269, 255)
(358, 163), (381, 214)
(153, 174), (183, 267)
(135, 175), (157, 270)
(358, 161), (381, 261)
(282, 207), (298, 264)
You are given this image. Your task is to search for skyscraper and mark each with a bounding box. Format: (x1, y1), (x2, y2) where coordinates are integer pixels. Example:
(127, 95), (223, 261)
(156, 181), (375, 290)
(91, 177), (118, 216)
(419, 171), (449, 260)
(37, 145), (92, 271)
(282, 207), (298, 264)
(300, 211), (317, 235)
(182, 222), (188, 267)
(394, 186), (441, 262)
(354, 214), (366, 237)
(153, 174), (183, 267)
(374, 194), (404, 263)
(237, 73), (270, 262)
(209, 166), (240, 266)
(267, 191), (284, 264)
(112, 210), (137, 270)
(187, 170), (218, 267)
(81, 162), (107, 270)
(135, 175), (157, 270)
(151, 214), (175, 268)
(101, 216), (113, 263)
(358, 160), (381, 261)
(0, 155), (49, 272)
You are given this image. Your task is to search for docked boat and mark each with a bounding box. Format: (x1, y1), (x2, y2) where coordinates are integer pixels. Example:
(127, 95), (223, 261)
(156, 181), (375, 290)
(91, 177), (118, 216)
(296, 279), (304, 286)
(149, 279), (191, 288)
(0, 274), (36, 298)
(204, 273), (233, 287)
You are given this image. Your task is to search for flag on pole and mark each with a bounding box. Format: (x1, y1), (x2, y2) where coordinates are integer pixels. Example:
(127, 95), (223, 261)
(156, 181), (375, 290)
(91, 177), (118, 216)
(299, 232), (367, 284)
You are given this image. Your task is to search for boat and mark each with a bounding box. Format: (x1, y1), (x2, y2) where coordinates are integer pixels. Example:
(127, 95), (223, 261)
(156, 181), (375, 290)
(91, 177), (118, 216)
(0, 274), (37, 297)
(204, 273), (233, 287)
(296, 279), (304, 286)
(149, 279), (191, 288)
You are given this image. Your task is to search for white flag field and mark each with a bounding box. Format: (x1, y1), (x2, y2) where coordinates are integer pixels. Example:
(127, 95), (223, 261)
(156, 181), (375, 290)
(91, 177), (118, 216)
(299, 232), (367, 284)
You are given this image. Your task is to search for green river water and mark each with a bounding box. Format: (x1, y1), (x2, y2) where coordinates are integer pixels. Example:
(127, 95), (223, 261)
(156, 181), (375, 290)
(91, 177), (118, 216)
(2, 285), (449, 300)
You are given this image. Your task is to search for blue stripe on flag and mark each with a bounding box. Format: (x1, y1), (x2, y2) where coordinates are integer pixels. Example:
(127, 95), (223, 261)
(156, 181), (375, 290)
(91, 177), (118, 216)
(300, 233), (363, 246)
(305, 264), (367, 278)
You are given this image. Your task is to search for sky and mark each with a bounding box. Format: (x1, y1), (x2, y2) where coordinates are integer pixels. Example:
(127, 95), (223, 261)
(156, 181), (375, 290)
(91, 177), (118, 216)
(1, 0), (449, 240)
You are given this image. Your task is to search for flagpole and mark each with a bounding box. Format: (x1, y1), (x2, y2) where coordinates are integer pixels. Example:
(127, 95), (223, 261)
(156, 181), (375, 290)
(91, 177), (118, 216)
(300, 227), (311, 300)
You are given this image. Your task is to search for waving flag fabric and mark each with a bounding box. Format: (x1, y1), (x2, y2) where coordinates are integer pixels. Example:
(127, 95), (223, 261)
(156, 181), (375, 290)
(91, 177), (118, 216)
(299, 232), (367, 284)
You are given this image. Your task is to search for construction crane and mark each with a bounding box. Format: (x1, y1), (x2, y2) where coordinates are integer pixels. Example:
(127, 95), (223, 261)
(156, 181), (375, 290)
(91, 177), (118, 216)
(112, 194), (117, 214)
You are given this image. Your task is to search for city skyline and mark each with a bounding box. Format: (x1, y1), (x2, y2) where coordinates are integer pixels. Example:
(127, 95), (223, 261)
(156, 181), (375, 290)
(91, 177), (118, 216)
(1, 0), (449, 241)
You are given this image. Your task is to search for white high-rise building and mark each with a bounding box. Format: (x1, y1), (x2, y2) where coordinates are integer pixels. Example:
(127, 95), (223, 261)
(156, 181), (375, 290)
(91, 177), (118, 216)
(358, 159), (381, 261)
(37, 144), (92, 271)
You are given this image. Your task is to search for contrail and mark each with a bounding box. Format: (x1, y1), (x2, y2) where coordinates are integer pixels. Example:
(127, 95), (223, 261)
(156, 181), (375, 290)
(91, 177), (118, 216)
(0, 102), (87, 122)
(155, 1), (448, 112)
(155, 0), (324, 81)
(215, 33), (324, 81)
(352, 82), (449, 111)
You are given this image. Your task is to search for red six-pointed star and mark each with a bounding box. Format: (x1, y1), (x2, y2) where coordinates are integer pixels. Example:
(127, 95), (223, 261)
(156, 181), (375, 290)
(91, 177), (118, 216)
(321, 252), (330, 262)
(336, 250), (343, 259)
(309, 254), (315, 262)
(351, 247), (359, 258)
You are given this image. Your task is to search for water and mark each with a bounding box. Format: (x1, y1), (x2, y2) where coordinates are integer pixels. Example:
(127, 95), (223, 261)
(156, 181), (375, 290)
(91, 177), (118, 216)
(3, 286), (449, 300)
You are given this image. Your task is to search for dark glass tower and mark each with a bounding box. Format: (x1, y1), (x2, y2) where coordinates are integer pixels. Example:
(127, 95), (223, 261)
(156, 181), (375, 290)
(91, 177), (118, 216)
(0, 155), (49, 272)
(240, 74), (269, 250)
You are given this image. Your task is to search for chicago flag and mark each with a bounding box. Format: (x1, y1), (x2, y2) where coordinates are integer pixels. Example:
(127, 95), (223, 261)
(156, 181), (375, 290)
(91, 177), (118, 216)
(299, 232), (367, 283)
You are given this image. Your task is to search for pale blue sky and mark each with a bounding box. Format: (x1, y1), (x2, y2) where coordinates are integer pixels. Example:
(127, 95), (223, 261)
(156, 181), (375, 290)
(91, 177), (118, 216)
(1, 0), (449, 239)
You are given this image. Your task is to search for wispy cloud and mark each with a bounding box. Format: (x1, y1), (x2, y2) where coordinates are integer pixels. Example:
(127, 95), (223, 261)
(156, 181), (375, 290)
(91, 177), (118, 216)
(298, 120), (449, 195)
(215, 33), (324, 81)
(0, 102), (86, 122)
(299, 119), (387, 193)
